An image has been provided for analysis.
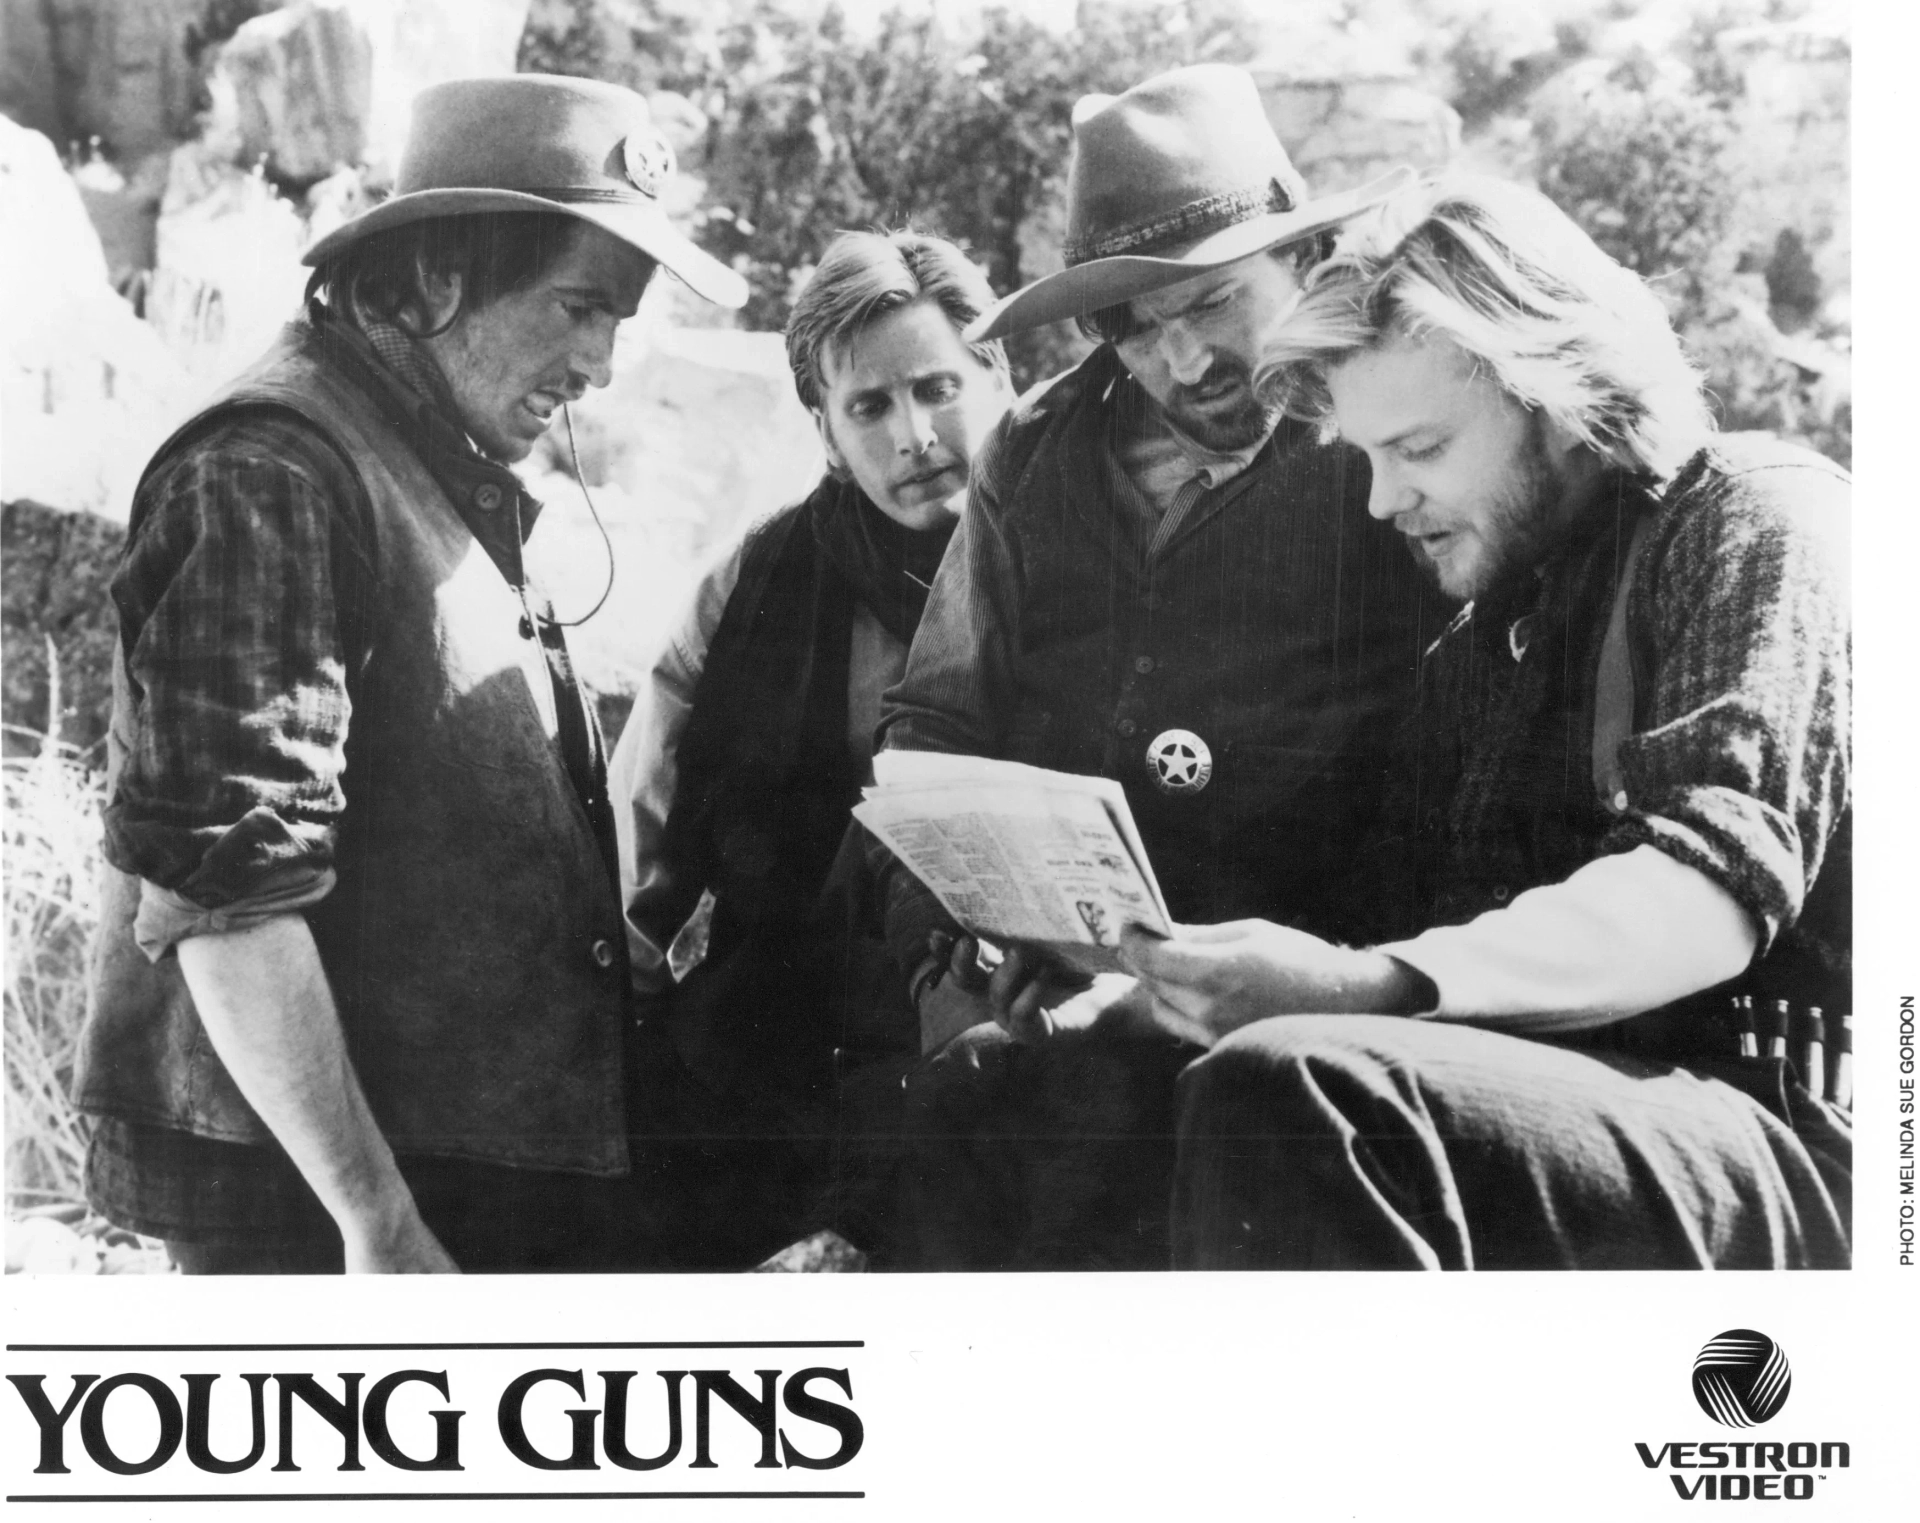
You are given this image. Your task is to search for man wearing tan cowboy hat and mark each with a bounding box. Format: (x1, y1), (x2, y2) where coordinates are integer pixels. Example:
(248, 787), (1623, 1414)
(867, 64), (1446, 1268)
(74, 74), (746, 1273)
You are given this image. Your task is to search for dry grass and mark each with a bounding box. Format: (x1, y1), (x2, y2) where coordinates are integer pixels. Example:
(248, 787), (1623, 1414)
(4, 699), (172, 1271)
(4, 723), (101, 1212)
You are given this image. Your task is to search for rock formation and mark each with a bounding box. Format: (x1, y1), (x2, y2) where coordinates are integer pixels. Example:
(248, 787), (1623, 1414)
(214, 0), (375, 184)
(1257, 72), (1461, 192)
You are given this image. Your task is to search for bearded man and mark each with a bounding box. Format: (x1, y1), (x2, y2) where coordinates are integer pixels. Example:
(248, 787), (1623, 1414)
(870, 65), (1443, 1267)
(76, 76), (747, 1273)
(1120, 175), (1851, 1269)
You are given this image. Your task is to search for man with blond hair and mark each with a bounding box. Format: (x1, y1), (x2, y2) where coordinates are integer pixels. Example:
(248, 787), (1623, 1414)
(1120, 174), (1851, 1269)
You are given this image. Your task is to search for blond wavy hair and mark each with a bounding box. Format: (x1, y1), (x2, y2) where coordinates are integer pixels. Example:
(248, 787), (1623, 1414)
(1256, 174), (1713, 479)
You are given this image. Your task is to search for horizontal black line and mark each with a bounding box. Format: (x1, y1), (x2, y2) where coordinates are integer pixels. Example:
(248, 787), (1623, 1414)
(7, 1342), (863, 1354)
(7, 1493), (863, 1504)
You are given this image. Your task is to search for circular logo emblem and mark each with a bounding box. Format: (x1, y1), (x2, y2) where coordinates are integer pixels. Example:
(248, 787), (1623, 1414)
(620, 131), (675, 197)
(1146, 729), (1212, 795)
(1692, 1329), (1791, 1427)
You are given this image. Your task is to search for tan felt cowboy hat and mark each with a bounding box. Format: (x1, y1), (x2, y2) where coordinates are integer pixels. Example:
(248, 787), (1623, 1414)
(966, 64), (1412, 342)
(303, 74), (747, 309)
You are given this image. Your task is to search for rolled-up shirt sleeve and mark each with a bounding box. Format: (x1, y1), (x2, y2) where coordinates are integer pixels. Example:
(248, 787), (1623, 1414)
(1604, 460), (1850, 951)
(102, 412), (371, 960)
(1380, 453), (1847, 1030)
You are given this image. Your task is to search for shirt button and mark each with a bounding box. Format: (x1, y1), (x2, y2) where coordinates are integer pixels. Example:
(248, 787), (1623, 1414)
(1491, 885), (1510, 903)
(475, 484), (504, 512)
(1133, 655), (1155, 675)
(1116, 718), (1137, 737)
(1611, 789), (1630, 813)
(590, 939), (617, 970)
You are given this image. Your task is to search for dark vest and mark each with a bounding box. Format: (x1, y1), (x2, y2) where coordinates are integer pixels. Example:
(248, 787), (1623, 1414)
(982, 350), (1443, 934)
(78, 322), (632, 1174)
(653, 480), (932, 1100)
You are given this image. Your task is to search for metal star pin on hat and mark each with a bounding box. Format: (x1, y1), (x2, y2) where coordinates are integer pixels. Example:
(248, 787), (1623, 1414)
(302, 74), (746, 309)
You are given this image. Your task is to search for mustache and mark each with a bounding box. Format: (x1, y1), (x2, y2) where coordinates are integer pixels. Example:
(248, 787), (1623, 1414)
(1168, 361), (1253, 407)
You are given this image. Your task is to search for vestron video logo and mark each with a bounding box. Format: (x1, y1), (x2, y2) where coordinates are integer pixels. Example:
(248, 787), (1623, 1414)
(1692, 1329), (1791, 1427)
(1631, 1328), (1848, 1501)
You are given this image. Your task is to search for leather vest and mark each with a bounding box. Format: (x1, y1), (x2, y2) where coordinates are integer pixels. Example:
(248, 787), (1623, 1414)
(977, 352), (1443, 933)
(78, 323), (632, 1174)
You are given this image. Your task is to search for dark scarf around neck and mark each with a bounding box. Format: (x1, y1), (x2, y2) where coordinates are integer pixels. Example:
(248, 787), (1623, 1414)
(659, 475), (955, 947)
(809, 473), (955, 644)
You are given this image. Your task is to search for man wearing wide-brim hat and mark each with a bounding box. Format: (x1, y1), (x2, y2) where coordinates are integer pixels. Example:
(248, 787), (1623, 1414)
(870, 65), (1446, 1268)
(75, 75), (745, 1273)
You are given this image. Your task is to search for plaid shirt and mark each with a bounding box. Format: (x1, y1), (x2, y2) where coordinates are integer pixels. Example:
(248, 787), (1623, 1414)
(1377, 436), (1850, 994)
(92, 303), (615, 1244)
(102, 304), (595, 949)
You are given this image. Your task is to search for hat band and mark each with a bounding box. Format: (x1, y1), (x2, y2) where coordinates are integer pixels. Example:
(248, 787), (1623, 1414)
(1064, 181), (1295, 266)
(522, 185), (657, 206)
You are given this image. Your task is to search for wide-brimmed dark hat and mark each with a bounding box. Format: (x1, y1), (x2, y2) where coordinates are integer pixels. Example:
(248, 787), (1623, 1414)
(303, 74), (747, 308)
(967, 64), (1410, 341)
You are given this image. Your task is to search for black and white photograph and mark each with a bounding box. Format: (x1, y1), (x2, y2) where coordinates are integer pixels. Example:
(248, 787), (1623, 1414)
(0, 0), (1908, 1514)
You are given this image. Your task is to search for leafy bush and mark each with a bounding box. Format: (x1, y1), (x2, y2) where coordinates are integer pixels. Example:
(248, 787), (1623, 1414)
(1533, 53), (1738, 328)
(1529, 48), (1848, 466)
(691, 1), (1259, 388)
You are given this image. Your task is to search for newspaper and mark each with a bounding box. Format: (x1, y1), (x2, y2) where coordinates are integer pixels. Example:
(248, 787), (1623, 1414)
(853, 751), (1173, 974)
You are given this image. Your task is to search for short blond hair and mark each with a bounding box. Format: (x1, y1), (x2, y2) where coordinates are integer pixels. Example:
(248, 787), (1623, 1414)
(1258, 174), (1712, 479)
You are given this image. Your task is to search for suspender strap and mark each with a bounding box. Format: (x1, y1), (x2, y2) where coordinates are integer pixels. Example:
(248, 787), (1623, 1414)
(1591, 510), (1657, 813)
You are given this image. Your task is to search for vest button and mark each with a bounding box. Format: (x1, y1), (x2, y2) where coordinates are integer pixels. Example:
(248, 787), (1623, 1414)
(518, 614), (535, 640)
(1491, 885), (1510, 903)
(1133, 655), (1155, 675)
(590, 938), (617, 970)
(475, 483), (504, 512)
(1116, 717), (1137, 737)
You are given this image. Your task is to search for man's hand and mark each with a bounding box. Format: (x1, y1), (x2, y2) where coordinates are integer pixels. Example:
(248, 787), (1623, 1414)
(1119, 920), (1436, 1044)
(914, 931), (996, 1053)
(984, 945), (1101, 1044)
(913, 934), (1093, 1050)
(341, 1193), (462, 1274)
(176, 914), (461, 1274)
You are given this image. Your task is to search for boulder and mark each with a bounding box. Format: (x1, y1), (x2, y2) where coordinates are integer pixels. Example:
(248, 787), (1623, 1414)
(0, 118), (191, 521)
(215, 0), (375, 184)
(1255, 71), (1461, 192)
(147, 141), (310, 386)
(0, 0), (203, 163)
(520, 315), (822, 725)
(0, 0), (68, 147)
(71, 149), (173, 294)
(357, 0), (533, 171)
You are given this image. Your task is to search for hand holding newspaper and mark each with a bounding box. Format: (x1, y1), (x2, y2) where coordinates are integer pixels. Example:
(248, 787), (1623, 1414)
(853, 751), (1173, 976)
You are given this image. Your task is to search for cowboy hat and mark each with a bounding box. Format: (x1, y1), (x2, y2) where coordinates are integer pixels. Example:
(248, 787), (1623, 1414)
(966, 64), (1411, 342)
(302, 74), (747, 309)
